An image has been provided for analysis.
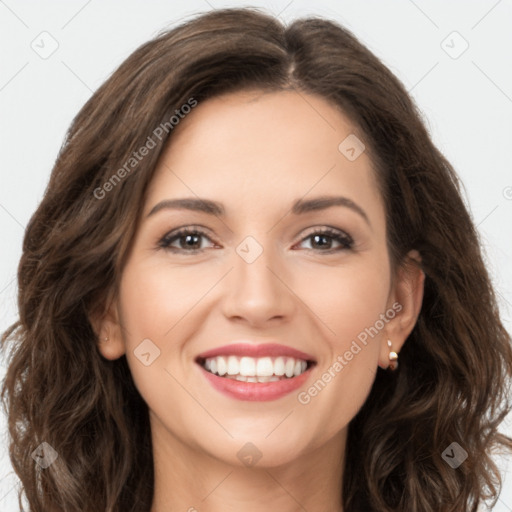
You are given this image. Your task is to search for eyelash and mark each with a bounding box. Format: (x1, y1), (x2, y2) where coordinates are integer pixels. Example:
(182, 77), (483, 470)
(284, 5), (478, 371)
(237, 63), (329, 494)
(158, 226), (354, 254)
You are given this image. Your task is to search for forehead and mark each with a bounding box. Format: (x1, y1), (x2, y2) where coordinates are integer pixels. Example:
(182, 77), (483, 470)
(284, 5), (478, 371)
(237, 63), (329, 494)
(145, 90), (384, 226)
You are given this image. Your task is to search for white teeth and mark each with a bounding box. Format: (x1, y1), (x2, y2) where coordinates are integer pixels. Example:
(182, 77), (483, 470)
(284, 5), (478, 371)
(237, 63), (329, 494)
(285, 358), (295, 378)
(227, 355), (239, 375)
(256, 357), (274, 377)
(240, 356), (256, 376)
(217, 356), (227, 376)
(274, 357), (285, 376)
(231, 374), (284, 383)
(201, 355), (311, 380)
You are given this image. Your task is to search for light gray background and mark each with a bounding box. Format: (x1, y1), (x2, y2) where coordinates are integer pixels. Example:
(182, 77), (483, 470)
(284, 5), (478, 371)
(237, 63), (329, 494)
(1, 0), (511, 510)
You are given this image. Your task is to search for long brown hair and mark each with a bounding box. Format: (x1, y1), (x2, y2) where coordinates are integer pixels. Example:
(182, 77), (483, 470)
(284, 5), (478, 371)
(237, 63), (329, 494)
(2, 7), (511, 511)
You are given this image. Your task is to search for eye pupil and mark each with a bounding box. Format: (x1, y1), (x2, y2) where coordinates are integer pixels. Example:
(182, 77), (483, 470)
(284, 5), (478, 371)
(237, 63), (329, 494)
(183, 234), (200, 248)
(312, 234), (331, 248)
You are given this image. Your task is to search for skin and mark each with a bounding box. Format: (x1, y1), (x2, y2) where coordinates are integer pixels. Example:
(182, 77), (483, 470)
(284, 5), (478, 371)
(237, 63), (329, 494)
(94, 89), (424, 512)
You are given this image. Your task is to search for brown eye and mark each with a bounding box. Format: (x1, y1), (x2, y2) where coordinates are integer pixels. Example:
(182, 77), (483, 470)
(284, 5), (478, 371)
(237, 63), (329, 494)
(297, 228), (354, 252)
(159, 228), (216, 253)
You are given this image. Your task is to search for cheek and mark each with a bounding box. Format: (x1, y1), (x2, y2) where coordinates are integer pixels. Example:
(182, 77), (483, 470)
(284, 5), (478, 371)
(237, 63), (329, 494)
(294, 253), (391, 351)
(291, 254), (390, 438)
(116, 259), (181, 366)
(116, 257), (223, 388)
(118, 269), (167, 341)
(118, 257), (207, 341)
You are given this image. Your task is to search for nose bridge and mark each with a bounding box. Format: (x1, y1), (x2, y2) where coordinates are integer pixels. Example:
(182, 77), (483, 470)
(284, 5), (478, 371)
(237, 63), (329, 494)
(223, 234), (294, 323)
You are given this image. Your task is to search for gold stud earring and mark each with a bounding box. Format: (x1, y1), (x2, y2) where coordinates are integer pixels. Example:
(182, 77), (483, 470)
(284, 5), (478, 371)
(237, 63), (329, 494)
(387, 340), (399, 371)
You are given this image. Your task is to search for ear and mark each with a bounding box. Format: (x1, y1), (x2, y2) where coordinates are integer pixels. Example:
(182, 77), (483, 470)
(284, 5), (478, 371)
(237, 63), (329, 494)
(89, 292), (126, 361)
(378, 249), (425, 369)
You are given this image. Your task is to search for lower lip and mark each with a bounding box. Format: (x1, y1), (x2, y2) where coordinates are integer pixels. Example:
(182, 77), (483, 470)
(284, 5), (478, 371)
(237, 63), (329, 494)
(198, 364), (314, 401)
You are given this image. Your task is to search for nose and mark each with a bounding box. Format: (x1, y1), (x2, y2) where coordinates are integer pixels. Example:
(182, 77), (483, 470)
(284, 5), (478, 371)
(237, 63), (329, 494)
(221, 239), (296, 328)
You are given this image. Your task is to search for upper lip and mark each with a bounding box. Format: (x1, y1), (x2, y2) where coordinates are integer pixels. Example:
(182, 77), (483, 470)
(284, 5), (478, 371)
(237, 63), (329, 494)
(195, 342), (316, 362)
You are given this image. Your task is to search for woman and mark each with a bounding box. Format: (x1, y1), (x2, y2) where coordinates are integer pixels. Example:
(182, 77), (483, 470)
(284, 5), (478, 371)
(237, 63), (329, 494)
(2, 7), (511, 512)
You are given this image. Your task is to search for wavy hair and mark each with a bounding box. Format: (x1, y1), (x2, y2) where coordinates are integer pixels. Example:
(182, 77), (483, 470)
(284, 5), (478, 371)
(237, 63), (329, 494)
(2, 7), (511, 512)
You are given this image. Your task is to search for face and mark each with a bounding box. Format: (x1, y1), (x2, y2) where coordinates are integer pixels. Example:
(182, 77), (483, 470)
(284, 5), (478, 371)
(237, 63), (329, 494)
(98, 89), (421, 469)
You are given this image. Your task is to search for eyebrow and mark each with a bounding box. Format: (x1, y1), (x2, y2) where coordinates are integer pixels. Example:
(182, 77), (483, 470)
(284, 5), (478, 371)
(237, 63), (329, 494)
(147, 195), (371, 226)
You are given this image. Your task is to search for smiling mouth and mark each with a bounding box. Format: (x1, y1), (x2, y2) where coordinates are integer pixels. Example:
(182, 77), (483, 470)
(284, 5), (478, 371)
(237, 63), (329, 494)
(196, 355), (316, 383)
